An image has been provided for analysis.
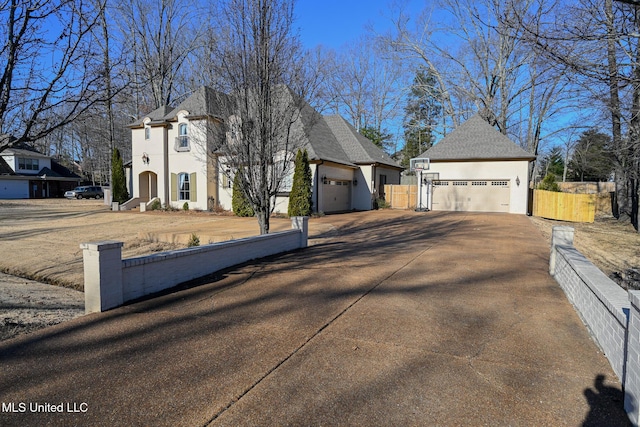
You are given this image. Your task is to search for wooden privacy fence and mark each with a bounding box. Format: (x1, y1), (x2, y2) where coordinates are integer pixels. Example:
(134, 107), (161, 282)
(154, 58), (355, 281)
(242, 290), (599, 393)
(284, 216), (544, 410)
(533, 189), (596, 223)
(384, 184), (417, 209)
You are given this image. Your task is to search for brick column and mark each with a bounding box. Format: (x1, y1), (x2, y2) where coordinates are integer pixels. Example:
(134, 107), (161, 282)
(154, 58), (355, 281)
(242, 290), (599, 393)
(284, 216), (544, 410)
(291, 216), (309, 248)
(80, 241), (124, 313)
(550, 226), (574, 276)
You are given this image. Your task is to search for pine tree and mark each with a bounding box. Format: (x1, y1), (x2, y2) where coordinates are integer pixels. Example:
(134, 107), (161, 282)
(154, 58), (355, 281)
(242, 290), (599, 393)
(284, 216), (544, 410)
(360, 126), (393, 154)
(402, 68), (442, 169)
(288, 149), (312, 217)
(232, 170), (255, 217)
(111, 148), (129, 203)
(538, 174), (561, 192)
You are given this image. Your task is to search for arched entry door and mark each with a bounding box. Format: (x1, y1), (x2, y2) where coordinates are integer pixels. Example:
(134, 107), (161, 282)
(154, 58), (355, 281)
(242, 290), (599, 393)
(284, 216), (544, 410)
(138, 171), (158, 201)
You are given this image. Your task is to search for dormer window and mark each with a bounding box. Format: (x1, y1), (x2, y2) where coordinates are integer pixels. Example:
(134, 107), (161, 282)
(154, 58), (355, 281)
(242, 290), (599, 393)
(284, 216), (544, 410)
(18, 157), (39, 171)
(175, 123), (190, 151)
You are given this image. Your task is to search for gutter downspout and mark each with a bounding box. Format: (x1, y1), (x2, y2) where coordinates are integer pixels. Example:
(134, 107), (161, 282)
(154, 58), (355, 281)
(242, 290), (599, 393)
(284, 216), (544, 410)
(164, 125), (170, 207)
(315, 161), (323, 213)
(371, 164), (376, 210)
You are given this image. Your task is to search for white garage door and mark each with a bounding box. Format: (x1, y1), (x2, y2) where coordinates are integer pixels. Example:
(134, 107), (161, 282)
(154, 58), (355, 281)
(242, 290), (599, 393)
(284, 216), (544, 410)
(0, 179), (29, 199)
(431, 180), (510, 212)
(322, 179), (351, 213)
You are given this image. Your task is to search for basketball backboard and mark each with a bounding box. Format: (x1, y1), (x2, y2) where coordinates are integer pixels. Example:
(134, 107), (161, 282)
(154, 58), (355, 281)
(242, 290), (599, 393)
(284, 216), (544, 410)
(410, 158), (430, 172)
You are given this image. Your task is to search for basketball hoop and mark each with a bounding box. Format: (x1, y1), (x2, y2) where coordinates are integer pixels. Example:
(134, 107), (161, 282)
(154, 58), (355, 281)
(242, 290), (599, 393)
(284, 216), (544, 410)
(410, 158), (430, 172)
(411, 164), (438, 212)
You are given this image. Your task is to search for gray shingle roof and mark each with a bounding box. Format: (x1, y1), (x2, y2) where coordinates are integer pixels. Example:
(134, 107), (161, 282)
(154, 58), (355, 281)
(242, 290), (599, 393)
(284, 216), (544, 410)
(129, 105), (175, 128)
(50, 160), (81, 178)
(419, 114), (536, 161)
(3, 148), (51, 159)
(129, 88), (236, 128)
(166, 86), (235, 120)
(304, 113), (356, 167)
(322, 115), (402, 169)
(129, 86), (402, 169)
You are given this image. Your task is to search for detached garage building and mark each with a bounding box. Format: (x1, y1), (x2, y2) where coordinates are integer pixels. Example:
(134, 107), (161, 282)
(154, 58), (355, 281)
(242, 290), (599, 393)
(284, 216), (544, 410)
(417, 114), (535, 214)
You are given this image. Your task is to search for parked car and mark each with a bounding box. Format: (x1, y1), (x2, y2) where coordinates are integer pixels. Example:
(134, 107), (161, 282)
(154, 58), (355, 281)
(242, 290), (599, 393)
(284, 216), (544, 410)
(65, 186), (104, 199)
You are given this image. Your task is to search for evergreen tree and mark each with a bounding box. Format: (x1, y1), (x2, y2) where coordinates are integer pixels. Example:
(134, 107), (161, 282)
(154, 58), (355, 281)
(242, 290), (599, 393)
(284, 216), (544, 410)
(539, 146), (565, 180)
(288, 149), (313, 217)
(111, 148), (129, 203)
(402, 68), (442, 169)
(232, 170), (254, 217)
(568, 129), (615, 182)
(538, 174), (561, 192)
(359, 126), (393, 153)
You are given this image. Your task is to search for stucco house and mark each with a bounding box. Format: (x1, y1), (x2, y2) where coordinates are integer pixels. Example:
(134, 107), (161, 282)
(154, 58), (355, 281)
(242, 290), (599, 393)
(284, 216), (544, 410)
(415, 114), (536, 214)
(0, 143), (81, 199)
(127, 86), (402, 213)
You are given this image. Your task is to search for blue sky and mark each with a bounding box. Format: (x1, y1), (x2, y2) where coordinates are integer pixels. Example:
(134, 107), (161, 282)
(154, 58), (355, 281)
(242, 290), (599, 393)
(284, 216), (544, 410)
(295, 0), (426, 50)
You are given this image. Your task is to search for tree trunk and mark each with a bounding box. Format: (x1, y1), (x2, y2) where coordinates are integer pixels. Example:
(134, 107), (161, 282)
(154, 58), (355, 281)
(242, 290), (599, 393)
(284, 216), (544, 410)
(99, 3), (115, 188)
(606, 0), (628, 221)
(256, 209), (270, 235)
(629, 0), (640, 231)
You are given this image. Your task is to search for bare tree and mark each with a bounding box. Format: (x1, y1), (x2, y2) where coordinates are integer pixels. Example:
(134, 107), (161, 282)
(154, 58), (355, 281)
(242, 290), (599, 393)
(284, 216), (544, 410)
(385, 0), (578, 182)
(115, 0), (203, 110)
(0, 0), (109, 153)
(317, 37), (405, 137)
(384, 4), (460, 132)
(213, 0), (314, 234)
(507, 0), (640, 227)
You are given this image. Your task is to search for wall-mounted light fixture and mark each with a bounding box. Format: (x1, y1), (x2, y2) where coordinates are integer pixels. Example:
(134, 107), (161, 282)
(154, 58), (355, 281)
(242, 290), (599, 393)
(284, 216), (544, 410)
(353, 178), (358, 186)
(516, 176), (520, 187)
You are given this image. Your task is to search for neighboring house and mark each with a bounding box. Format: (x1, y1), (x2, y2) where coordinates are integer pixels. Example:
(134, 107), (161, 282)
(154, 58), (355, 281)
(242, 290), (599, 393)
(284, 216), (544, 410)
(0, 144), (81, 199)
(128, 86), (402, 213)
(416, 114), (536, 214)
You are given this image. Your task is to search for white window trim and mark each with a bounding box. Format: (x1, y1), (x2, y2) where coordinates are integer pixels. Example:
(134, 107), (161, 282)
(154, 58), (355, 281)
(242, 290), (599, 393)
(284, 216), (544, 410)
(175, 123), (190, 152)
(178, 172), (190, 200)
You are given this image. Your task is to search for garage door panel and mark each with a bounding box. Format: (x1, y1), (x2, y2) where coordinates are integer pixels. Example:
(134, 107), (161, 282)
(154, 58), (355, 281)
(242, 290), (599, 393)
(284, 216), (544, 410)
(431, 180), (509, 212)
(0, 180), (29, 199)
(323, 179), (350, 212)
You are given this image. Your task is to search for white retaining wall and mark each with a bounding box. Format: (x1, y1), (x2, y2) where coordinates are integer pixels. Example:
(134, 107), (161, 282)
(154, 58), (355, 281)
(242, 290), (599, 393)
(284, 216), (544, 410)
(550, 226), (640, 426)
(82, 216), (309, 314)
(627, 292), (640, 426)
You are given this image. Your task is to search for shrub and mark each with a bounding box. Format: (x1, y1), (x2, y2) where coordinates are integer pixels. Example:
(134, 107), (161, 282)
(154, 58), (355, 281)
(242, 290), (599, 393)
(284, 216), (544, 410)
(183, 202), (189, 211)
(376, 198), (391, 209)
(232, 170), (255, 217)
(187, 233), (200, 247)
(149, 199), (161, 211)
(288, 149), (313, 217)
(538, 174), (561, 192)
(111, 148), (129, 203)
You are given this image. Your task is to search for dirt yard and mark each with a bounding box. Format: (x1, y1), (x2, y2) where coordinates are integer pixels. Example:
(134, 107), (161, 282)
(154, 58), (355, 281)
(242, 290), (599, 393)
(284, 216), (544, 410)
(529, 214), (640, 289)
(0, 199), (300, 290)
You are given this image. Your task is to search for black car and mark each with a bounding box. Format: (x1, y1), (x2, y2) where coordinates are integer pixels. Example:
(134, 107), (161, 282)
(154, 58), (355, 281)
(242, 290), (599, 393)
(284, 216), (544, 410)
(64, 186), (104, 199)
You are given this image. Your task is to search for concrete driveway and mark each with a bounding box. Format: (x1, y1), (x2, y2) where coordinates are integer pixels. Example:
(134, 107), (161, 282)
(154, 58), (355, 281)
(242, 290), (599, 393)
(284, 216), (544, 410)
(0, 211), (630, 426)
